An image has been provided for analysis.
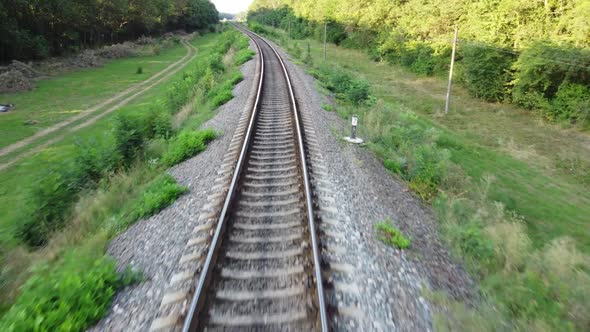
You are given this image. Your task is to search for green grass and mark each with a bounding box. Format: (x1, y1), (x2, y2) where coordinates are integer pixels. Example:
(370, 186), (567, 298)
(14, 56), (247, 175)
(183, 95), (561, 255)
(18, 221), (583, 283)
(375, 219), (411, 249)
(0, 43), (187, 149)
(274, 29), (590, 253)
(0, 29), (252, 321)
(162, 129), (216, 166)
(0, 34), (220, 246)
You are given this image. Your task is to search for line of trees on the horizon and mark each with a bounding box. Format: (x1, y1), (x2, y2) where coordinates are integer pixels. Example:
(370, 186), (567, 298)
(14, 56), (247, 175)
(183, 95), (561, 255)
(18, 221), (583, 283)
(0, 0), (219, 62)
(248, 0), (590, 126)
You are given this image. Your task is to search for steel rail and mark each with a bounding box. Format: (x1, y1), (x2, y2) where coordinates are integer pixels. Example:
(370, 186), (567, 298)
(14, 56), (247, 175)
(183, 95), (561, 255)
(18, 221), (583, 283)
(182, 23), (328, 331)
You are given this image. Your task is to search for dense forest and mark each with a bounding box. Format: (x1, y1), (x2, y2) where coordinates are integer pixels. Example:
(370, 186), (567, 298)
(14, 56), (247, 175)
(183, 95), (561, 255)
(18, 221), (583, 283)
(248, 0), (590, 125)
(0, 0), (219, 62)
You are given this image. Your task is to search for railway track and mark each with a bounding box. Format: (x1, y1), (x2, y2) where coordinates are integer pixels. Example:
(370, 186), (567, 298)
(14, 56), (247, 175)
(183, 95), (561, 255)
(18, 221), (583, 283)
(181, 25), (328, 331)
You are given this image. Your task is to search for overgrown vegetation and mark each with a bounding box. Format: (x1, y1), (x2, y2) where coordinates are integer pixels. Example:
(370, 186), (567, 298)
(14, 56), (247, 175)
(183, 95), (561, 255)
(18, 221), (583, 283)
(375, 219), (411, 249)
(0, 250), (138, 331)
(0, 27), (253, 328)
(310, 65), (372, 105)
(248, 0), (590, 128)
(259, 25), (590, 330)
(162, 129), (216, 166)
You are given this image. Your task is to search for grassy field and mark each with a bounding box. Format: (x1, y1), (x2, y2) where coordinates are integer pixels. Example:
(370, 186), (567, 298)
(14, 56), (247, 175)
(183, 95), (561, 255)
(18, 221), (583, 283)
(0, 28), (250, 326)
(284, 33), (590, 253)
(0, 37), (195, 246)
(255, 25), (590, 330)
(0, 34), (218, 246)
(0, 44), (188, 149)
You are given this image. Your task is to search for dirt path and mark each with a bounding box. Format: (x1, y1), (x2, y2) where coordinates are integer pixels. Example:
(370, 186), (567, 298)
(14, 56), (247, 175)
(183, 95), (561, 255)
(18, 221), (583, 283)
(0, 39), (198, 172)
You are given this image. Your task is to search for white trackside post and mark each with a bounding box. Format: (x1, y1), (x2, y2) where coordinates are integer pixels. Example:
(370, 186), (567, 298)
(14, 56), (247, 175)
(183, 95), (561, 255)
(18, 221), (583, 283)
(344, 115), (363, 144)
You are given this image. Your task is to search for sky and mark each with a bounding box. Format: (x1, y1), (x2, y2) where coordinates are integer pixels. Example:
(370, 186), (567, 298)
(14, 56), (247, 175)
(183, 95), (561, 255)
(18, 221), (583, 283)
(211, 0), (254, 14)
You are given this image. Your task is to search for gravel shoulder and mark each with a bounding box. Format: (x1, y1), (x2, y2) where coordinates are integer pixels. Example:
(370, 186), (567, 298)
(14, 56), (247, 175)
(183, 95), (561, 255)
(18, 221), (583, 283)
(89, 46), (257, 332)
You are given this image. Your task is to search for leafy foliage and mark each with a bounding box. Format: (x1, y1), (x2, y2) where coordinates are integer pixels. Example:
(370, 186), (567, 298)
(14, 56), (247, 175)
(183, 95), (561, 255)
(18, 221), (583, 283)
(511, 42), (590, 113)
(460, 45), (514, 102)
(0, 0), (219, 61)
(249, 1), (590, 125)
(0, 251), (128, 331)
(312, 64), (372, 104)
(162, 129), (216, 166)
(125, 174), (186, 222)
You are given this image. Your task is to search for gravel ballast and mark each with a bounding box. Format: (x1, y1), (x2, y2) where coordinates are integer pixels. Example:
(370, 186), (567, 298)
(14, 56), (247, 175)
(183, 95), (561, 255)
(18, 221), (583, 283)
(91, 34), (474, 331)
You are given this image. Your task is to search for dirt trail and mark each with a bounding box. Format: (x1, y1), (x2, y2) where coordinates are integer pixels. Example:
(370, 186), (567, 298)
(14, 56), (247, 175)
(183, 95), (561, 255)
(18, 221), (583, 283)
(0, 39), (196, 159)
(0, 39), (198, 172)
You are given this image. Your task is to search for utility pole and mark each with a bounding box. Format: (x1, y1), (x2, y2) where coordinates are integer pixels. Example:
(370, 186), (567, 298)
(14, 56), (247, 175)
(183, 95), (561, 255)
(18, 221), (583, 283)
(445, 25), (459, 114)
(323, 22), (327, 61)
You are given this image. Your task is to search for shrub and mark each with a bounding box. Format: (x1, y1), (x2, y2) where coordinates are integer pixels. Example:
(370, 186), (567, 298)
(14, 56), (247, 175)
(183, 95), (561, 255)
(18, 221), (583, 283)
(303, 42), (313, 66)
(112, 114), (146, 167)
(17, 168), (78, 247)
(73, 139), (119, 184)
(206, 53), (225, 73)
(144, 106), (173, 139)
(314, 64), (372, 104)
(0, 252), (130, 331)
(228, 72), (244, 85)
(375, 219), (411, 249)
(162, 129), (216, 166)
(550, 83), (590, 123)
(461, 44), (514, 102)
(511, 42), (590, 110)
(201, 66), (215, 93)
(208, 80), (234, 107)
(345, 79), (371, 104)
(166, 71), (197, 111)
(290, 42), (302, 58)
(249, 22), (269, 35)
(234, 49), (255, 66)
(136, 66), (143, 74)
(126, 174), (186, 221)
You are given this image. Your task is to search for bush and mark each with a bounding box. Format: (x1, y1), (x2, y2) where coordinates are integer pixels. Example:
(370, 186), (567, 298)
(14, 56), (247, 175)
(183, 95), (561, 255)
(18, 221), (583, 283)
(208, 80), (234, 107)
(126, 174), (186, 221)
(511, 42), (590, 110)
(0, 252), (132, 331)
(228, 72), (244, 86)
(73, 139), (119, 184)
(144, 106), (173, 139)
(18, 169), (78, 247)
(136, 66), (143, 74)
(112, 114), (146, 167)
(549, 83), (590, 123)
(314, 64), (372, 104)
(166, 71), (197, 111)
(345, 79), (371, 104)
(303, 42), (313, 66)
(461, 44), (514, 102)
(162, 129), (216, 166)
(375, 219), (411, 249)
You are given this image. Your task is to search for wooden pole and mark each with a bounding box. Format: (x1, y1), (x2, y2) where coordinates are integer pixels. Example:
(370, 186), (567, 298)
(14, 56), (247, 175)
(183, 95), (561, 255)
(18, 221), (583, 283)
(445, 25), (459, 114)
(323, 22), (327, 61)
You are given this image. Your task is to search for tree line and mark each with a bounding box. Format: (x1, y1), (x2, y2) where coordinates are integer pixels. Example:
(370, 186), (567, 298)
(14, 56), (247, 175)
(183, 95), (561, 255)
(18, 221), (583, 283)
(248, 0), (590, 126)
(0, 0), (219, 62)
